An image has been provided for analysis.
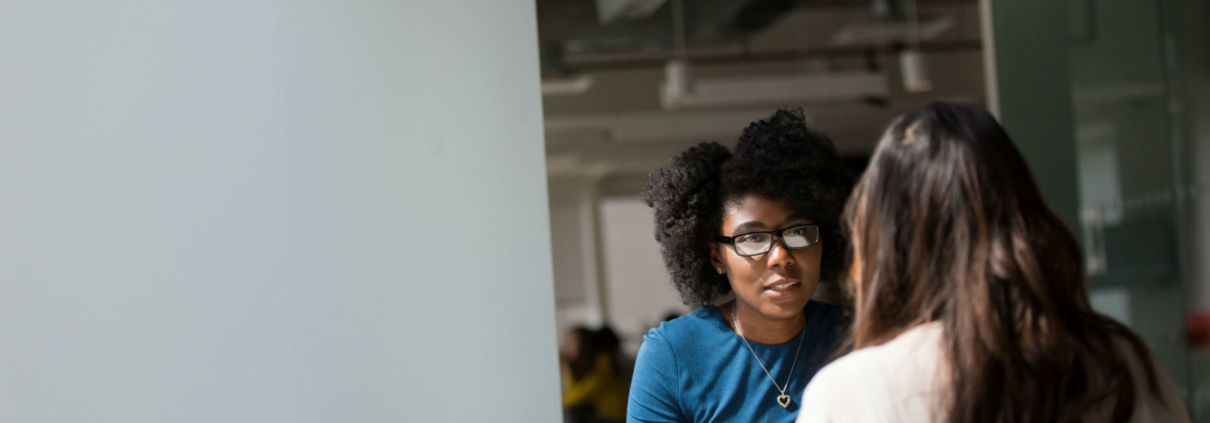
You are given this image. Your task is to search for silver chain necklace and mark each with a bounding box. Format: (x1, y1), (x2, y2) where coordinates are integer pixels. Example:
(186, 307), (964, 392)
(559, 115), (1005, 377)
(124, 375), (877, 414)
(733, 306), (807, 409)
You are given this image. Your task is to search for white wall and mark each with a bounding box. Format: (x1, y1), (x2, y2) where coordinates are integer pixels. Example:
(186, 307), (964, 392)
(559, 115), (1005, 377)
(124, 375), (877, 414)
(0, 1), (561, 422)
(599, 196), (688, 354)
(550, 185), (589, 305)
(548, 178), (604, 337)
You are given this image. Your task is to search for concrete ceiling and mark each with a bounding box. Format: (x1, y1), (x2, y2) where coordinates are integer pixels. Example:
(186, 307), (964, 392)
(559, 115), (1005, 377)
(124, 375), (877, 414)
(538, 0), (987, 185)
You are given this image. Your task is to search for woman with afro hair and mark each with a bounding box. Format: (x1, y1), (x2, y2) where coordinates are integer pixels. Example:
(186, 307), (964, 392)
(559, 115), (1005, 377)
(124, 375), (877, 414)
(627, 109), (853, 423)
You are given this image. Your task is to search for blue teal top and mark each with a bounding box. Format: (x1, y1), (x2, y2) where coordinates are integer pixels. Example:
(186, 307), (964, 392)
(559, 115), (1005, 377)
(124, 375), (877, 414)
(626, 301), (849, 423)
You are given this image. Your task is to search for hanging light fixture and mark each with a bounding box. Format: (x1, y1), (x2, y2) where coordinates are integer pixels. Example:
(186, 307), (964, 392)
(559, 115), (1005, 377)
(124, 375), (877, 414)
(661, 0), (693, 101)
(900, 0), (932, 93)
(661, 59), (693, 103)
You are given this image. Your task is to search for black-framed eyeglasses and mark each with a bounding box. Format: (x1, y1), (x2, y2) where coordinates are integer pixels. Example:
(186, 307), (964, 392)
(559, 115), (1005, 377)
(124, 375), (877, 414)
(714, 224), (821, 257)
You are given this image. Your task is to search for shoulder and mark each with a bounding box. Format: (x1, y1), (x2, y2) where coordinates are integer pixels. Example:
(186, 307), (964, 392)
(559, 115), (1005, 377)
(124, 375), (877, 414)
(632, 320), (700, 422)
(799, 324), (946, 423)
(798, 352), (880, 423)
(828, 324), (946, 387)
(805, 342), (887, 393)
(642, 306), (727, 351)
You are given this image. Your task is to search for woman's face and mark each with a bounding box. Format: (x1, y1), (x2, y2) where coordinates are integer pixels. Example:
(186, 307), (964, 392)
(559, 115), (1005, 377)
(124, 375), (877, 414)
(559, 330), (579, 361)
(711, 194), (821, 321)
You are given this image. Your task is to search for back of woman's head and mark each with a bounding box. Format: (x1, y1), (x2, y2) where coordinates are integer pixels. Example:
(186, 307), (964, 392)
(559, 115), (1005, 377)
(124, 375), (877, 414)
(845, 101), (1160, 423)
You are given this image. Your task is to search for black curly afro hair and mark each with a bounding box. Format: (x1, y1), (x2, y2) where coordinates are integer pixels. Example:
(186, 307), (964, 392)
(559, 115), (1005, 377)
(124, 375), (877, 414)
(641, 109), (853, 308)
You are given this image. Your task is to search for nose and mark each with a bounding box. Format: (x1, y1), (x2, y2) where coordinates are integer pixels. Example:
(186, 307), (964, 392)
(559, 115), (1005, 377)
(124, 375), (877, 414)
(766, 237), (795, 269)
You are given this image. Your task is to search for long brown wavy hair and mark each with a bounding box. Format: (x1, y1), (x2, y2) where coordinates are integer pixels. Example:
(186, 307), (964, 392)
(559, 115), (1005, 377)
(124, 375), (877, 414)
(843, 101), (1163, 423)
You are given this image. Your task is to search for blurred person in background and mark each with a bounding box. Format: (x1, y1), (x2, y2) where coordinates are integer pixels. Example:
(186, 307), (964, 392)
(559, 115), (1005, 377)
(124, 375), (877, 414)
(593, 325), (635, 392)
(629, 109), (853, 422)
(562, 326), (629, 423)
(798, 101), (1189, 423)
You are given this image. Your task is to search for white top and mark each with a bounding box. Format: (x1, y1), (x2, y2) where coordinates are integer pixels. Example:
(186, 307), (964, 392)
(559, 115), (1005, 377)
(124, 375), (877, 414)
(797, 323), (1190, 423)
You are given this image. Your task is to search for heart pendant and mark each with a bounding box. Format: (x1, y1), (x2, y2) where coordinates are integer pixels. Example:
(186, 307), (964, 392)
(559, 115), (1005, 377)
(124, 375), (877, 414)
(777, 394), (791, 408)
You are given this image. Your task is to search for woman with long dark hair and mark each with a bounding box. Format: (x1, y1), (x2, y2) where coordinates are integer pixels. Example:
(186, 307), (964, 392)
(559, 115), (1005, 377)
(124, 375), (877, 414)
(797, 101), (1188, 423)
(629, 109), (852, 422)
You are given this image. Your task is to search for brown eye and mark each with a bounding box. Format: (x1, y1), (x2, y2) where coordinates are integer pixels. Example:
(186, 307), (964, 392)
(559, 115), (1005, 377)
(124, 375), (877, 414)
(782, 226), (819, 249)
(734, 233), (772, 256)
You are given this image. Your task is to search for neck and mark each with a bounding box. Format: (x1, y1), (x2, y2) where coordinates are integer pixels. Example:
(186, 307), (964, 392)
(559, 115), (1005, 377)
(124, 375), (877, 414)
(728, 301), (805, 345)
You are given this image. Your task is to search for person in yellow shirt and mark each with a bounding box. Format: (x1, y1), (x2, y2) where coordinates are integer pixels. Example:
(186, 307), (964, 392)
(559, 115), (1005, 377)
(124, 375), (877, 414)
(560, 327), (628, 423)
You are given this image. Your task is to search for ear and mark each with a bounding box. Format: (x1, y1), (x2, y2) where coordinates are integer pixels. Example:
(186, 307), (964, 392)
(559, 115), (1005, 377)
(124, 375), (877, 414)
(709, 243), (725, 272)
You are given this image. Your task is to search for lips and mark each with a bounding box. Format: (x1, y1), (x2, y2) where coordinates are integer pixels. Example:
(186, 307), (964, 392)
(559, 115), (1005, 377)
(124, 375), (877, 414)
(763, 279), (802, 292)
(766, 282), (801, 291)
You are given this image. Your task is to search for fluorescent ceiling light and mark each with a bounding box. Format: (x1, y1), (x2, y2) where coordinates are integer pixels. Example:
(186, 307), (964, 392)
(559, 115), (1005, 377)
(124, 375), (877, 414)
(900, 50), (932, 93)
(544, 109), (803, 144)
(541, 75), (595, 96)
(595, 0), (668, 24)
(832, 16), (954, 45)
(660, 63), (887, 110)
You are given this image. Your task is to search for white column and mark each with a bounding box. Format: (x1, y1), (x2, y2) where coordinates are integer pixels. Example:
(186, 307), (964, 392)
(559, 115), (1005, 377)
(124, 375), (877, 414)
(0, 1), (561, 422)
